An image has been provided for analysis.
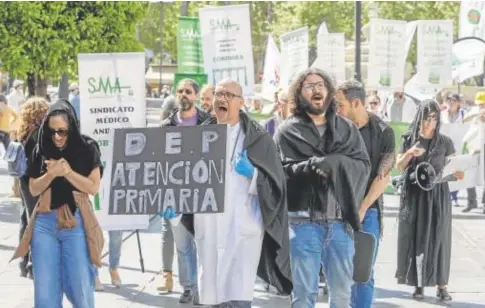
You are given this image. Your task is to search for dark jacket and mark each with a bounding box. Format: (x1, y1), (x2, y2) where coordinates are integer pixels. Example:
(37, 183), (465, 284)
(160, 107), (210, 127)
(363, 112), (395, 235)
(273, 105), (370, 231)
(183, 112), (293, 295)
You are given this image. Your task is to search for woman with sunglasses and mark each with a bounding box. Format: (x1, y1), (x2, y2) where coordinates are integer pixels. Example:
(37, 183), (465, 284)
(13, 99), (103, 308)
(395, 99), (464, 302)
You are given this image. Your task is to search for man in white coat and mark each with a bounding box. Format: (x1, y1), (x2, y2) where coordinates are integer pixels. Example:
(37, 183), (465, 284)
(186, 79), (292, 307)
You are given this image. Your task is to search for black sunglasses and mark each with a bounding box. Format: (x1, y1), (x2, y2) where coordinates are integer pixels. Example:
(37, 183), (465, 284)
(50, 128), (69, 137)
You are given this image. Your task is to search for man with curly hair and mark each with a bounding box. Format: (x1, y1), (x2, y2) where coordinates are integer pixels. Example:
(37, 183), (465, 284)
(274, 68), (370, 307)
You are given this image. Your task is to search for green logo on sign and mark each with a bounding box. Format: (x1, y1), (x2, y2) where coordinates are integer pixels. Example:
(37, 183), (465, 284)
(468, 9), (481, 25)
(210, 18), (239, 32)
(87, 77), (132, 95)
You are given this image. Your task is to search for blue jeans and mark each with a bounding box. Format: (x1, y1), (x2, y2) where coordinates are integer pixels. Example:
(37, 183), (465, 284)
(31, 211), (94, 308)
(94, 230), (123, 277)
(351, 208), (380, 308)
(290, 220), (354, 308)
(162, 218), (198, 292)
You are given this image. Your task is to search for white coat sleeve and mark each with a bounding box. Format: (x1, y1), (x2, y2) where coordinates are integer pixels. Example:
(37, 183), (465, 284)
(249, 168), (258, 196)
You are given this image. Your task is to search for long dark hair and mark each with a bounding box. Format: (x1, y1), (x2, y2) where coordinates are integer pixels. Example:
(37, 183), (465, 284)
(404, 99), (442, 163)
(288, 68), (337, 116)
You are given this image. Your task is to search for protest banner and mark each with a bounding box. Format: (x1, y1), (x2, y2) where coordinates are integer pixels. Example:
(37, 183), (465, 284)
(177, 16), (204, 74)
(199, 4), (255, 97)
(313, 33), (346, 84)
(417, 20), (453, 90)
(109, 125), (228, 215)
(279, 27), (309, 87)
(459, 1), (485, 40)
(78, 52), (149, 230)
(367, 19), (407, 91)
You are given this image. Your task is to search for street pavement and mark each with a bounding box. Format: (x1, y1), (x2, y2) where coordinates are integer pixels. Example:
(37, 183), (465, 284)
(1, 105), (485, 307)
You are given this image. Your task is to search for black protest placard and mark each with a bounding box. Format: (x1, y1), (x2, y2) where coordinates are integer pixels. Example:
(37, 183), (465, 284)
(109, 125), (228, 215)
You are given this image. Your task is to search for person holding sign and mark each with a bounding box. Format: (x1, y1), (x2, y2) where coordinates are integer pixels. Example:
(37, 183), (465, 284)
(11, 99), (103, 308)
(188, 78), (292, 307)
(395, 99), (464, 302)
(274, 68), (370, 308)
(158, 78), (210, 304)
(335, 80), (396, 308)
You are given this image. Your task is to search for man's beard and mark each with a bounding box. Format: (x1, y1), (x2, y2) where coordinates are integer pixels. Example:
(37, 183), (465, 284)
(177, 97), (193, 111)
(202, 104), (213, 113)
(298, 94), (326, 115)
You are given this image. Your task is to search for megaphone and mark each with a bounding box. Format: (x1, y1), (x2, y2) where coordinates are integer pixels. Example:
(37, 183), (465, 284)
(408, 161), (437, 191)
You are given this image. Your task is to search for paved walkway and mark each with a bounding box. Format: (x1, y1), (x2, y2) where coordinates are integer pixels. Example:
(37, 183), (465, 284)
(1, 107), (485, 307)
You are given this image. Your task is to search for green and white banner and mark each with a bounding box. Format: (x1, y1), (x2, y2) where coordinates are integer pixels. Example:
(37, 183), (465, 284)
(368, 19), (407, 91)
(177, 16), (204, 74)
(199, 4), (255, 96)
(416, 20), (453, 90)
(78, 52), (149, 231)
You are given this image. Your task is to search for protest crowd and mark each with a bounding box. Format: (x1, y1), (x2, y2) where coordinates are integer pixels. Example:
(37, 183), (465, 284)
(2, 1), (485, 308)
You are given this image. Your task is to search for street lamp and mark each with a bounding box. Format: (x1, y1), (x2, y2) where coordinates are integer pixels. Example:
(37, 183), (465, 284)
(354, 1), (362, 81)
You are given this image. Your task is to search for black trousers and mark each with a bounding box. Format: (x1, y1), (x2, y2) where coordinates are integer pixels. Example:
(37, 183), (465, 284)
(466, 187), (485, 207)
(18, 176), (38, 273)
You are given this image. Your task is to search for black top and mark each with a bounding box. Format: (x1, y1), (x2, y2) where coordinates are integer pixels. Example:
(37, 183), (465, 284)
(274, 104), (371, 231)
(27, 99), (103, 213)
(359, 115), (395, 209)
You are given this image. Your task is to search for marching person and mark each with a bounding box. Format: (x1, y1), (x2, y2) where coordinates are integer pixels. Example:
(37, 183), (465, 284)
(335, 80), (396, 308)
(395, 99), (464, 302)
(12, 99), (104, 308)
(262, 88), (290, 137)
(158, 78), (210, 304)
(15, 96), (50, 278)
(200, 84), (215, 115)
(187, 78), (292, 307)
(274, 68), (370, 308)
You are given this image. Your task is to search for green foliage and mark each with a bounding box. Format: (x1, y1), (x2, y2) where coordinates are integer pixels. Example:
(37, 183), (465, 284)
(0, 1), (146, 83)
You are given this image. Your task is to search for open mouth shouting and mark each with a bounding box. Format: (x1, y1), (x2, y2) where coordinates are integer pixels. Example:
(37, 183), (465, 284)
(311, 93), (324, 106)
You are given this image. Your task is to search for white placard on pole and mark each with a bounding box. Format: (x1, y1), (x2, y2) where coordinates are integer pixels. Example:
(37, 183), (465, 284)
(279, 27), (309, 87)
(417, 20), (453, 90)
(313, 33), (346, 84)
(199, 4), (255, 97)
(367, 19), (407, 91)
(78, 52), (149, 231)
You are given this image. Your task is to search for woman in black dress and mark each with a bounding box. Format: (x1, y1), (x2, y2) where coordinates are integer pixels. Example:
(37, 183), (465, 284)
(395, 99), (464, 302)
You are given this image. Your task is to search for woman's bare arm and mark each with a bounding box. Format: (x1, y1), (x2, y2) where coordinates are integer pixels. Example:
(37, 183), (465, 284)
(64, 167), (101, 196)
(29, 172), (56, 196)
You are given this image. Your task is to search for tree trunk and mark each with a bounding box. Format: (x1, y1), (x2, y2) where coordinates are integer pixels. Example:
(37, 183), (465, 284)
(35, 76), (48, 97)
(26, 73), (36, 98)
(180, 1), (189, 16)
(58, 73), (70, 99)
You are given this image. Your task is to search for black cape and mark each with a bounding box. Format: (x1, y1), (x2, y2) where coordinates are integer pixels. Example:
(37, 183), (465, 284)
(396, 100), (455, 287)
(274, 105), (370, 231)
(183, 111), (293, 295)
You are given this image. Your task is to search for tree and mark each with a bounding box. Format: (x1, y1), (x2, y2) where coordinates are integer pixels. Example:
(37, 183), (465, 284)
(0, 1), (147, 95)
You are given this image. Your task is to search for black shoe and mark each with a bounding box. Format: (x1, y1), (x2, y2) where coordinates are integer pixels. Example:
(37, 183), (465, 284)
(412, 287), (424, 300)
(20, 268), (28, 278)
(179, 290), (193, 304)
(437, 288), (452, 301)
(462, 205), (477, 213)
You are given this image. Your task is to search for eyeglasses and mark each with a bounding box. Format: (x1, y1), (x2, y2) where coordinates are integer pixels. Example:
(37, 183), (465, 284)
(50, 128), (69, 137)
(368, 101), (379, 106)
(213, 90), (242, 101)
(302, 82), (326, 92)
(177, 88), (193, 95)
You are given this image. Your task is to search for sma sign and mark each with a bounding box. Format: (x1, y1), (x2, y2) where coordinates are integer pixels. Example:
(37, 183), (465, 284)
(87, 77), (133, 96)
